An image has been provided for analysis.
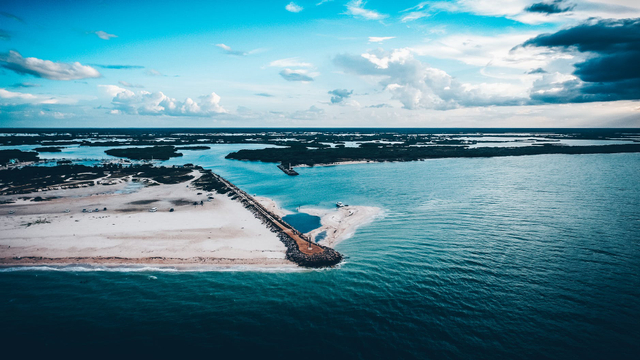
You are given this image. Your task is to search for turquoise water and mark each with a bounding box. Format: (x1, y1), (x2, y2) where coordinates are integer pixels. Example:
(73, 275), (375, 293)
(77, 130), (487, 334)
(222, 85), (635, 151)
(1, 145), (640, 358)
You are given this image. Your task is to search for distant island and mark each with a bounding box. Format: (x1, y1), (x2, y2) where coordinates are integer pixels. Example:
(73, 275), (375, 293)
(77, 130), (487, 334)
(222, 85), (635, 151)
(34, 147), (65, 153)
(226, 143), (640, 171)
(0, 149), (39, 165)
(105, 145), (183, 160)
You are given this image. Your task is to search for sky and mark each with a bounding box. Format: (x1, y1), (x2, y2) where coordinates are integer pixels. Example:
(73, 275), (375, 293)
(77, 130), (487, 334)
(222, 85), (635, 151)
(0, 0), (639, 128)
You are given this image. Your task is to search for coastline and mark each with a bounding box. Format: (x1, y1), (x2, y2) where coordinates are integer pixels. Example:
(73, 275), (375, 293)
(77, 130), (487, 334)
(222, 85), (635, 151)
(0, 170), (294, 268)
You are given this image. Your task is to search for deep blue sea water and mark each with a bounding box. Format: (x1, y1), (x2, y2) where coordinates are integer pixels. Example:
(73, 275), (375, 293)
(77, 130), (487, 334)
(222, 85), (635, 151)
(1, 145), (639, 359)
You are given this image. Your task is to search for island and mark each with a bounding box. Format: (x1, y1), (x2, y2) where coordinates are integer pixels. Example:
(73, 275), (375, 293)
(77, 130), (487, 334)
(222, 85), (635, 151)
(104, 145), (183, 160)
(225, 143), (640, 173)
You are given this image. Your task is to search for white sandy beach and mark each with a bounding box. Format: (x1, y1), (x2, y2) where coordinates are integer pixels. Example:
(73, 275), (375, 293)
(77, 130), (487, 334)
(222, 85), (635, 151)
(0, 170), (293, 267)
(301, 206), (382, 247)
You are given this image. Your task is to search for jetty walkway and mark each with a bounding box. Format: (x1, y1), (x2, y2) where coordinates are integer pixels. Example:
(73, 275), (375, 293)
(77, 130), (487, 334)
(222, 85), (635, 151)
(198, 170), (342, 267)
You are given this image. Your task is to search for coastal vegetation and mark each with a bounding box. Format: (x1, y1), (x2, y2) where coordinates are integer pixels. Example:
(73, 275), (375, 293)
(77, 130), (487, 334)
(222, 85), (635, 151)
(0, 149), (39, 165)
(225, 143), (640, 167)
(105, 145), (183, 160)
(34, 147), (64, 153)
(0, 164), (195, 195)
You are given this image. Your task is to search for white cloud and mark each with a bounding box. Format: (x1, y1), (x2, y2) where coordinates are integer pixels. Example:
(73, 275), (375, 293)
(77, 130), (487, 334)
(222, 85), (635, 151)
(401, 1), (459, 22)
(345, 0), (387, 20)
(268, 57), (313, 68)
(0, 88), (38, 101)
(0, 50), (101, 81)
(92, 31), (117, 40)
(0, 88), (78, 104)
(411, 32), (574, 71)
(369, 36), (395, 43)
(334, 48), (527, 110)
(286, 2), (303, 13)
(455, 0), (640, 24)
(99, 85), (227, 116)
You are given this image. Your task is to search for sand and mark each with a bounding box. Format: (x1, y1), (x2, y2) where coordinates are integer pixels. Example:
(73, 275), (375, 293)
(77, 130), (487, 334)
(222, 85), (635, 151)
(254, 196), (292, 218)
(301, 206), (382, 247)
(0, 170), (293, 268)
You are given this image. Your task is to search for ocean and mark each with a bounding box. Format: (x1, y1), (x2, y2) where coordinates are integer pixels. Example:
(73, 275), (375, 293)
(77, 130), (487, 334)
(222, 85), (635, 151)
(1, 145), (639, 359)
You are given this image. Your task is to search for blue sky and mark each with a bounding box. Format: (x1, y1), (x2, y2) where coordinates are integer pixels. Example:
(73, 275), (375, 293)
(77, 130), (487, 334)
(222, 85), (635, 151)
(1, 0), (639, 127)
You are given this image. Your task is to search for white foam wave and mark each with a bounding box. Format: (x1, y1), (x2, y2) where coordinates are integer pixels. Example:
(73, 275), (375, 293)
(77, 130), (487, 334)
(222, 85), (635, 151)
(0, 264), (310, 273)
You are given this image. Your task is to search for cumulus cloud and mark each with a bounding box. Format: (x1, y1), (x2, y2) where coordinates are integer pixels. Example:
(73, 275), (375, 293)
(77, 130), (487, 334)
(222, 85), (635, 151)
(99, 85), (227, 116)
(412, 32), (563, 71)
(345, 0), (387, 20)
(279, 68), (314, 82)
(334, 48), (526, 110)
(0, 51), (101, 80)
(255, 92), (274, 97)
(91, 31), (117, 40)
(522, 18), (640, 102)
(525, 0), (575, 14)
(286, 2), (303, 12)
(369, 36), (395, 43)
(328, 89), (354, 104)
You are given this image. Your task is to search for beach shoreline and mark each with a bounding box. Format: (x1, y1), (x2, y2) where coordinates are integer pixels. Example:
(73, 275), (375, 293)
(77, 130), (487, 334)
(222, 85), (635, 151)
(0, 170), (294, 268)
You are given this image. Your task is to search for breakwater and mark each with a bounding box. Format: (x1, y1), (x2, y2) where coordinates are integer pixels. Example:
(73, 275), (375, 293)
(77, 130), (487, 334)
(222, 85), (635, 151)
(194, 170), (342, 268)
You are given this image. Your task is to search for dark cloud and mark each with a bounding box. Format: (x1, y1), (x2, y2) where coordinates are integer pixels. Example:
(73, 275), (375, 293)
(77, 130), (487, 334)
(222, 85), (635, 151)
(522, 18), (640, 103)
(279, 69), (313, 82)
(526, 68), (547, 74)
(525, 0), (575, 15)
(328, 89), (353, 104)
(91, 64), (145, 70)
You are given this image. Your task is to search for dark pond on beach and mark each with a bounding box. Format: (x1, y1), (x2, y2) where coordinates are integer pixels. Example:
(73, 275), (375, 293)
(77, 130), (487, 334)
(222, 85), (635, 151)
(1, 145), (639, 359)
(282, 213), (322, 233)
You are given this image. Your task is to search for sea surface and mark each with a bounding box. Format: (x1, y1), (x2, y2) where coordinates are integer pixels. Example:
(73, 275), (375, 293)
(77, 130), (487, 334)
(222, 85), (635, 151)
(1, 145), (640, 359)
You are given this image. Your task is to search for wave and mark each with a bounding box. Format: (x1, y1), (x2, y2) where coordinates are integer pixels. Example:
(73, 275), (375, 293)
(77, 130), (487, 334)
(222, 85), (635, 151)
(0, 264), (314, 273)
